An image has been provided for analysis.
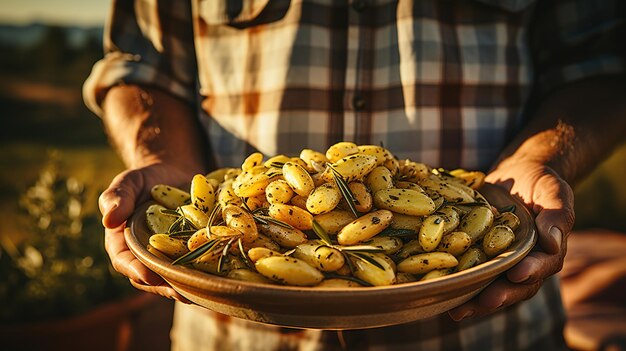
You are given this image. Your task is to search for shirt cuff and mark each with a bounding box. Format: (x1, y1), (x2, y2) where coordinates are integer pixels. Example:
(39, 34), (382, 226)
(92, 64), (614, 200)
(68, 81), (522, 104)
(535, 55), (625, 98)
(83, 52), (196, 117)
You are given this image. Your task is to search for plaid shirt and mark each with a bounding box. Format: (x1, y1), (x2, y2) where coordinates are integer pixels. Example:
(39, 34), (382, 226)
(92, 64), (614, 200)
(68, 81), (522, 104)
(84, 0), (624, 350)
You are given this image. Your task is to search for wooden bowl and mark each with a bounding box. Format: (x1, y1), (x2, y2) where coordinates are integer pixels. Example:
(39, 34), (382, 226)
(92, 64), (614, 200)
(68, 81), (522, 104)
(125, 183), (536, 330)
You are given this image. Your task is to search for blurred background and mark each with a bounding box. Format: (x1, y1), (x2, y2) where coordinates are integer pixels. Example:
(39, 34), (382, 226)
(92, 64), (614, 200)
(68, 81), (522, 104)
(0, 1), (624, 350)
(0, 1), (173, 350)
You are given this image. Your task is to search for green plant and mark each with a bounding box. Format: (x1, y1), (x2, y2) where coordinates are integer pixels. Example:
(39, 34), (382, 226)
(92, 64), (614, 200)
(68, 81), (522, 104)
(0, 155), (134, 323)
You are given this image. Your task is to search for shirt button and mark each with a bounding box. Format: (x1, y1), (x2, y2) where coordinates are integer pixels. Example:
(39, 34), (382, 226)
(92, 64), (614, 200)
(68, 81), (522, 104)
(352, 0), (367, 12)
(352, 95), (366, 111)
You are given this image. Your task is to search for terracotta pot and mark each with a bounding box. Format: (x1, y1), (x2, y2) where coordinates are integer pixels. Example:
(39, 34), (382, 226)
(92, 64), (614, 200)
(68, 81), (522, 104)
(0, 293), (174, 351)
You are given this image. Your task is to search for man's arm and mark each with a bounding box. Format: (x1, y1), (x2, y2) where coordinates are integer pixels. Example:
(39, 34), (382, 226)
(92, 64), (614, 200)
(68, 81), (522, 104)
(450, 76), (626, 320)
(102, 85), (207, 172)
(98, 84), (208, 301)
(495, 76), (626, 185)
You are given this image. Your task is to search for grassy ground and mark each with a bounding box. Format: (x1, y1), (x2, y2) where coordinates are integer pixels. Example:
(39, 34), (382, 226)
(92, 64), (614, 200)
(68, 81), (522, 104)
(0, 142), (123, 244)
(573, 141), (626, 232)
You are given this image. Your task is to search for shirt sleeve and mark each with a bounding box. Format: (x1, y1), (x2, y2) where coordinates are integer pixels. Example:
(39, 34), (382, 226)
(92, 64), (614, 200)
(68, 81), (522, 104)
(529, 0), (625, 97)
(83, 0), (197, 117)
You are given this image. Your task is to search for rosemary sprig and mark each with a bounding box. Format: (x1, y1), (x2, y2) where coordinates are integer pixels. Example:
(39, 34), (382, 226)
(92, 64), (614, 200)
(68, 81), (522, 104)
(312, 220), (333, 246)
(206, 203), (222, 231)
(344, 251), (386, 270)
(159, 208), (181, 217)
(378, 228), (417, 238)
(167, 211), (196, 236)
(323, 273), (373, 287)
(498, 204), (516, 213)
(217, 238), (236, 273)
(327, 164), (359, 218)
(172, 238), (221, 265)
(238, 238), (253, 269)
(251, 207), (294, 229)
(168, 229), (197, 238)
(268, 161), (285, 168)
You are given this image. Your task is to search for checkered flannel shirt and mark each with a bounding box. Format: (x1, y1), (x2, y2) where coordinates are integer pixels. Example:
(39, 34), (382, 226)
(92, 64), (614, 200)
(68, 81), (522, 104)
(84, 0), (624, 350)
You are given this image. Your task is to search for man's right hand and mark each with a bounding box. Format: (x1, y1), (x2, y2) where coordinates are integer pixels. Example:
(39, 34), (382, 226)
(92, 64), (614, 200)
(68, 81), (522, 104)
(99, 163), (197, 303)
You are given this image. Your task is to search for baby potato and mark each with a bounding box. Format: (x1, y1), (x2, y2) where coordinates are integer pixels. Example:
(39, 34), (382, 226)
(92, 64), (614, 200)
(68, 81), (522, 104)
(326, 141), (359, 163)
(293, 243), (345, 272)
(436, 206), (461, 234)
(149, 234), (189, 259)
(420, 269), (450, 281)
(178, 204), (209, 229)
(419, 215), (445, 252)
(283, 162), (315, 197)
(222, 204), (258, 242)
(397, 252), (458, 274)
(395, 239), (424, 259)
(352, 253), (396, 286)
(357, 145), (393, 165)
(494, 211), (521, 231)
(316, 279), (363, 288)
(482, 225), (515, 257)
(306, 183), (341, 214)
(190, 174), (216, 214)
(390, 212), (423, 231)
(232, 170), (270, 198)
(247, 247), (283, 263)
(458, 206), (495, 243)
(255, 256), (324, 286)
(268, 203), (313, 230)
(456, 247), (487, 272)
(436, 231), (471, 257)
(361, 236), (403, 255)
(313, 210), (355, 235)
(227, 268), (275, 284)
(241, 152), (264, 171)
(347, 181), (372, 213)
(337, 210), (393, 245)
(323, 154), (378, 183)
(145, 203), (176, 234)
(151, 184), (190, 210)
(366, 166), (394, 194)
(258, 222), (308, 248)
(373, 188), (436, 216)
(217, 179), (242, 208)
(265, 179), (294, 205)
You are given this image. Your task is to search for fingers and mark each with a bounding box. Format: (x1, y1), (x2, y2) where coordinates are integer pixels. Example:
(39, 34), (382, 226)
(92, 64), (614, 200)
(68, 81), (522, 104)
(99, 169), (148, 229)
(129, 280), (192, 304)
(532, 173), (575, 255)
(105, 225), (164, 286)
(449, 277), (543, 321)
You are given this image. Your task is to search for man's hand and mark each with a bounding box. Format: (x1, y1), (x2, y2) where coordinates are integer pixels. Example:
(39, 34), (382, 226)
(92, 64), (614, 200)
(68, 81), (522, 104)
(449, 77), (625, 320)
(99, 163), (198, 302)
(99, 85), (208, 301)
(449, 157), (575, 320)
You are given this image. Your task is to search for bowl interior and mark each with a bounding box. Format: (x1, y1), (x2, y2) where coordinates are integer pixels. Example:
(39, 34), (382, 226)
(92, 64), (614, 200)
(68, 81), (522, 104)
(125, 183), (536, 329)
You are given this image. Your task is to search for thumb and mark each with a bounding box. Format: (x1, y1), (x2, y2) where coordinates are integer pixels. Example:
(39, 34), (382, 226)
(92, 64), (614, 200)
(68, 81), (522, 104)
(99, 169), (147, 229)
(531, 173), (575, 255)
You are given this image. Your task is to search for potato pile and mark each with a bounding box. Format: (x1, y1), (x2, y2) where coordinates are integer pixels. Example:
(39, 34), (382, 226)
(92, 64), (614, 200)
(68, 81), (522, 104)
(145, 142), (520, 287)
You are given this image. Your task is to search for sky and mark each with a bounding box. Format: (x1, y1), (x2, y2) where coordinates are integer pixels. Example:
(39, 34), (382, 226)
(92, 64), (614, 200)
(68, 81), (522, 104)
(0, 0), (109, 26)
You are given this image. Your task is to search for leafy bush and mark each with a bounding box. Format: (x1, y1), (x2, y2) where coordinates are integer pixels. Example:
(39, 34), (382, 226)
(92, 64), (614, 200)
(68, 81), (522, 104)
(0, 156), (133, 323)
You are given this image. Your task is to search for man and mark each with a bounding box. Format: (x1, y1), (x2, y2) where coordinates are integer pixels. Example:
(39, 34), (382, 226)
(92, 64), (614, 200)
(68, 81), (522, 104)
(84, 0), (625, 349)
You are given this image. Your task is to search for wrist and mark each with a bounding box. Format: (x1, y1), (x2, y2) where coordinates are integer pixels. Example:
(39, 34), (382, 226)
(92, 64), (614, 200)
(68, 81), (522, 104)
(496, 121), (577, 182)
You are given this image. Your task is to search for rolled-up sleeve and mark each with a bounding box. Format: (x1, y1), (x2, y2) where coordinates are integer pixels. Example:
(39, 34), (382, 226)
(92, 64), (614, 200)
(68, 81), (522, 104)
(83, 0), (197, 117)
(530, 0), (625, 97)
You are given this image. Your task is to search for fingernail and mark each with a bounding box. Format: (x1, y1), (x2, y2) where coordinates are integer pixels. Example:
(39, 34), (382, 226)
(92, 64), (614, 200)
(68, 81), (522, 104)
(549, 226), (562, 252)
(454, 309), (475, 321)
